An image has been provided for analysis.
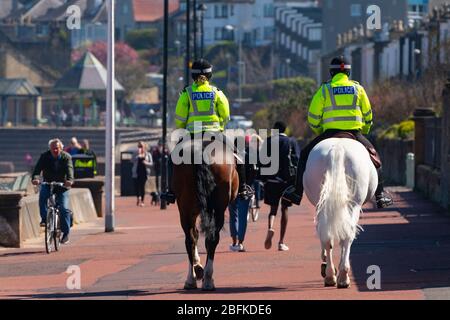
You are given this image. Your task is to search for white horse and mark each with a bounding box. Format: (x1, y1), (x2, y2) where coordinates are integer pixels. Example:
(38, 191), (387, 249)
(303, 138), (378, 288)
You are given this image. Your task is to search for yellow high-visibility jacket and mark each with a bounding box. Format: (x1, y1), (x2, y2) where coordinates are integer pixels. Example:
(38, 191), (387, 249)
(308, 73), (373, 135)
(174, 81), (230, 133)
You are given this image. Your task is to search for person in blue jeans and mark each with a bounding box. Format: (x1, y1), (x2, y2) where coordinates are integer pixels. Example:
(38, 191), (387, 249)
(32, 138), (74, 244)
(229, 135), (257, 252)
(229, 197), (251, 252)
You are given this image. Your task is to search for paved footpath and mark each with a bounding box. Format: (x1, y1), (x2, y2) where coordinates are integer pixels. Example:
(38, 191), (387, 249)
(1, 187), (450, 300)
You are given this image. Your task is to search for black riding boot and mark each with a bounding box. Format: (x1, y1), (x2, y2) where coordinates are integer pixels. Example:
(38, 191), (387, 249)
(236, 163), (254, 200)
(375, 168), (393, 208)
(160, 156), (176, 204)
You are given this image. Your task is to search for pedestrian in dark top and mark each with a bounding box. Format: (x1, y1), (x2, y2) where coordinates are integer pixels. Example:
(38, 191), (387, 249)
(229, 134), (258, 252)
(260, 121), (300, 252)
(32, 138), (74, 244)
(132, 141), (153, 207)
(150, 141), (163, 193)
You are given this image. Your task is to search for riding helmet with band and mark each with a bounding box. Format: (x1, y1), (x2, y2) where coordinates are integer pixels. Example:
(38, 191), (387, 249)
(191, 59), (213, 81)
(329, 56), (351, 77)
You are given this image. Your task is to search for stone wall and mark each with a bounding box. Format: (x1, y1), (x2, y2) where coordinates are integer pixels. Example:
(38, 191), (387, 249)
(376, 138), (414, 186)
(0, 188), (98, 248)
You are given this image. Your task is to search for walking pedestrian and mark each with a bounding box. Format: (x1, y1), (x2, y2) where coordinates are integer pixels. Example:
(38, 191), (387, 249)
(260, 121), (300, 251)
(132, 141), (153, 207)
(229, 134), (258, 252)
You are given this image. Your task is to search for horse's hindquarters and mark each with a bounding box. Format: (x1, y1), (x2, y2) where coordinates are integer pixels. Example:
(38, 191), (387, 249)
(303, 138), (377, 207)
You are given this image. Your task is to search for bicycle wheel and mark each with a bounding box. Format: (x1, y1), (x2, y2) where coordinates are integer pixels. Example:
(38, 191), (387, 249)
(54, 210), (61, 252)
(45, 209), (54, 254)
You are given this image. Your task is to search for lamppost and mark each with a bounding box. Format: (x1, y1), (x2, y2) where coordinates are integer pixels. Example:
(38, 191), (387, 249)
(193, 0), (197, 60)
(198, 3), (207, 58)
(105, 0), (115, 232)
(225, 24), (244, 107)
(285, 58), (291, 78)
(185, 0), (191, 87)
(160, 0), (169, 210)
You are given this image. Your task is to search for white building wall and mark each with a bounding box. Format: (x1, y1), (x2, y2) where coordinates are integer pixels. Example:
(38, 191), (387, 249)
(202, 0), (275, 47)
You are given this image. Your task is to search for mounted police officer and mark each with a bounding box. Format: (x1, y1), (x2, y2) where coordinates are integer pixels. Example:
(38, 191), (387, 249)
(283, 56), (393, 209)
(160, 59), (254, 204)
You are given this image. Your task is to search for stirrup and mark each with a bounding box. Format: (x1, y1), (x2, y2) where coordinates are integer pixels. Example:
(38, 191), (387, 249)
(160, 191), (176, 204)
(282, 185), (302, 205)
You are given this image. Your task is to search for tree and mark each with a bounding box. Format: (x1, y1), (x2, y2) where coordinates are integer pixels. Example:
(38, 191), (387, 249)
(125, 28), (159, 51)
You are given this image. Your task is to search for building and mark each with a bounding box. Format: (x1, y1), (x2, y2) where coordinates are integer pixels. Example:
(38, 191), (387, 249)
(178, 0), (275, 48)
(319, 2), (450, 87)
(274, 0), (322, 80)
(319, 0), (409, 54)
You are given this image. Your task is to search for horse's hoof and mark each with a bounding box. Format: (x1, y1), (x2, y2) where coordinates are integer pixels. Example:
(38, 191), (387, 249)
(184, 281), (198, 290)
(321, 263), (326, 278)
(337, 282), (351, 289)
(324, 276), (337, 287)
(194, 265), (204, 281)
(202, 280), (216, 291)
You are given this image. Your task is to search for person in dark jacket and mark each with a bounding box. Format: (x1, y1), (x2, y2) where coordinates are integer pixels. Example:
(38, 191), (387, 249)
(32, 138), (74, 244)
(228, 134), (258, 252)
(260, 122), (300, 252)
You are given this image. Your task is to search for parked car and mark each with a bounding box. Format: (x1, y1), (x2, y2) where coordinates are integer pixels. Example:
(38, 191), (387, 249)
(226, 115), (253, 130)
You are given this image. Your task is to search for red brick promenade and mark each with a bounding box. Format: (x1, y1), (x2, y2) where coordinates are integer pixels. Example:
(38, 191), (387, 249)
(1, 187), (449, 300)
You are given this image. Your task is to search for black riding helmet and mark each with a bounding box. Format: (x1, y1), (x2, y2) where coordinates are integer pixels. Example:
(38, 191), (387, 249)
(191, 59), (213, 81)
(329, 56), (351, 78)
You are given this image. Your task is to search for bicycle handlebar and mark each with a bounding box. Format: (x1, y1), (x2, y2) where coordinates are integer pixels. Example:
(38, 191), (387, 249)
(40, 182), (65, 187)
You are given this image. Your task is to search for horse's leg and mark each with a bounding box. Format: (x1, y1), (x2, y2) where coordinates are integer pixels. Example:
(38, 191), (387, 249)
(182, 216), (199, 290)
(324, 240), (337, 287)
(202, 208), (225, 291)
(321, 243), (327, 278)
(192, 227), (204, 280)
(337, 238), (353, 289)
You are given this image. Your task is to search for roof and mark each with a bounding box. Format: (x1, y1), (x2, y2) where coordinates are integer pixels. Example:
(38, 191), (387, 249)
(0, 0), (17, 19)
(33, 0), (107, 23)
(0, 78), (40, 97)
(54, 52), (125, 92)
(133, 0), (180, 23)
(4, 0), (65, 22)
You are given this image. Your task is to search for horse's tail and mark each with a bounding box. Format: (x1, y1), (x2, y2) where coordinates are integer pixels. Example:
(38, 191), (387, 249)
(316, 142), (359, 243)
(195, 163), (217, 239)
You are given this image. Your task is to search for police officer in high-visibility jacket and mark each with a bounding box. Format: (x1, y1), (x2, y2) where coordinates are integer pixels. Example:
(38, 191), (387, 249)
(283, 56), (393, 209)
(160, 59), (254, 204)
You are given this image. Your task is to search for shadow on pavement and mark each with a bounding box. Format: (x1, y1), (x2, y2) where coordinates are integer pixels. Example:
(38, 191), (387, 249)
(351, 189), (450, 292)
(0, 251), (43, 258)
(9, 286), (288, 299)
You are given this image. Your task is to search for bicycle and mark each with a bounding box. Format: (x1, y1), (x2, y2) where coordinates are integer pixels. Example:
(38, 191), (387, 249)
(247, 194), (260, 222)
(41, 182), (64, 254)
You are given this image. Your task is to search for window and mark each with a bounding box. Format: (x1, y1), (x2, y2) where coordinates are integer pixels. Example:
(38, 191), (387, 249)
(264, 4), (274, 18)
(214, 27), (222, 40)
(350, 4), (362, 17)
(214, 4), (228, 18)
(308, 28), (322, 41)
(123, 3), (129, 14)
(222, 5), (228, 18)
(214, 5), (220, 18)
(264, 27), (274, 41)
(230, 5), (234, 16)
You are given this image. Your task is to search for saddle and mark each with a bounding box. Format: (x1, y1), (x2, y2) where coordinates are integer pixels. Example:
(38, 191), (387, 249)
(328, 132), (382, 169)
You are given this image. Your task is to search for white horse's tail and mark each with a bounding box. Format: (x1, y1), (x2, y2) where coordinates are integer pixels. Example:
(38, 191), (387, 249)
(316, 142), (359, 243)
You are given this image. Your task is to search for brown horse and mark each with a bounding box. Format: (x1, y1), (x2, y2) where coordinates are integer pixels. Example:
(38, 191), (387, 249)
(172, 137), (238, 291)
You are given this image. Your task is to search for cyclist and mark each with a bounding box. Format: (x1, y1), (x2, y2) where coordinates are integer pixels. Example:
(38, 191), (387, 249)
(32, 138), (74, 244)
